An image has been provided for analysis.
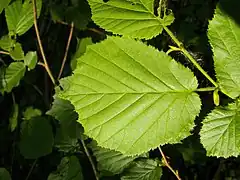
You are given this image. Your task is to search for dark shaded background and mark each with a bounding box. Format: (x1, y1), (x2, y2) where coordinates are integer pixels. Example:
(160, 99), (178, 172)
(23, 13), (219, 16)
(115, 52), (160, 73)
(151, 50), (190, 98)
(1, 0), (240, 179)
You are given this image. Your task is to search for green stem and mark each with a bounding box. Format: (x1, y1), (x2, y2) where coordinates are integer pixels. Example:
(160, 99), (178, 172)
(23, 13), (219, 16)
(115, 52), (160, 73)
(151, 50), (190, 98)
(195, 87), (216, 92)
(164, 26), (218, 88)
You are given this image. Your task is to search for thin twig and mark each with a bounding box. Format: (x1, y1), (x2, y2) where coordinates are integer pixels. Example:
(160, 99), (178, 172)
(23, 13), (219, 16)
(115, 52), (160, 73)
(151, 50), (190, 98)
(158, 147), (181, 180)
(80, 139), (99, 180)
(55, 20), (69, 26)
(32, 0), (55, 85)
(0, 51), (10, 55)
(37, 62), (45, 67)
(25, 159), (38, 180)
(88, 28), (105, 36)
(58, 22), (74, 80)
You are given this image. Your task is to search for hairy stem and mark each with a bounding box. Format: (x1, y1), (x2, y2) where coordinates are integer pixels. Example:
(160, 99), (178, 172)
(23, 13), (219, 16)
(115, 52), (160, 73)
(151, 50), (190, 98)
(164, 26), (218, 88)
(80, 139), (99, 180)
(58, 22), (74, 80)
(32, 0), (55, 85)
(158, 147), (181, 180)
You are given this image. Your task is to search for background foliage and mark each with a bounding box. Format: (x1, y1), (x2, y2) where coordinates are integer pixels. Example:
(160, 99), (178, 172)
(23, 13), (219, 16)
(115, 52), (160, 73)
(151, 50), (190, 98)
(1, 0), (240, 179)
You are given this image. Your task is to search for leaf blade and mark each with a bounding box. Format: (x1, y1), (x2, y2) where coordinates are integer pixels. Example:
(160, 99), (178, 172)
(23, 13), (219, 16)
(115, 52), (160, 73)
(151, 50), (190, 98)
(200, 101), (240, 157)
(58, 37), (201, 155)
(208, 4), (240, 98)
(5, 0), (42, 36)
(121, 159), (162, 180)
(0, 62), (26, 93)
(88, 0), (174, 39)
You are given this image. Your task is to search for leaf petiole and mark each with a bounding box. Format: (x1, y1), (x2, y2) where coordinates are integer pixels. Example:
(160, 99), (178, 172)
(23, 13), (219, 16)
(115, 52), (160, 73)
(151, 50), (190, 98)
(163, 26), (219, 88)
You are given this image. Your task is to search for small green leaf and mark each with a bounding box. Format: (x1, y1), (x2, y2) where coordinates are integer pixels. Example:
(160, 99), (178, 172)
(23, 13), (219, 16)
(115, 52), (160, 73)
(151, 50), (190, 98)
(121, 159), (162, 180)
(0, 0), (11, 14)
(200, 101), (240, 157)
(0, 62), (26, 93)
(58, 36), (201, 155)
(9, 43), (24, 60)
(22, 107), (42, 120)
(0, 35), (14, 51)
(65, 1), (91, 30)
(0, 168), (11, 180)
(90, 141), (136, 175)
(48, 156), (83, 180)
(208, 4), (240, 98)
(5, 0), (42, 36)
(71, 38), (93, 70)
(88, 0), (175, 39)
(19, 116), (53, 159)
(9, 103), (19, 132)
(24, 51), (37, 70)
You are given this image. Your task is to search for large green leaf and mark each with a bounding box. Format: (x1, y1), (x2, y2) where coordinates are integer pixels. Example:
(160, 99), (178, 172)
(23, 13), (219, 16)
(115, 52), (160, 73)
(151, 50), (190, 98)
(208, 4), (240, 99)
(19, 116), (54, 159)
(0, 62), (26, 93)
(0, 0), (11, 14)
(90, 141), (136, 175)
(58, 36), (201, 155)
(48, 156), (83, 180)
(0, 168), (11, 180)
(5, 0), (42, 36)
(88, 0), (174, 39)
(121, 159), (162, 180)
(200, 101), (240, 157)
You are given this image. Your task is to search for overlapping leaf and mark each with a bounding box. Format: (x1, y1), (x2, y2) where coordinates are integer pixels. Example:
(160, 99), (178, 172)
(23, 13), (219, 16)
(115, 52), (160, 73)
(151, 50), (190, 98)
(48, 156), (83, 180)
(88, 0), (174, 39)
(58, 36), (201, 155)
(5, 0), (42, 36)
(121, 159), (162, 180)
(47, 98), (82, 139)
(208, 4), (240, 98)
(71, 37), (93, 70)
(90, 141), (136, 174)
(200, 101), (240, 158)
